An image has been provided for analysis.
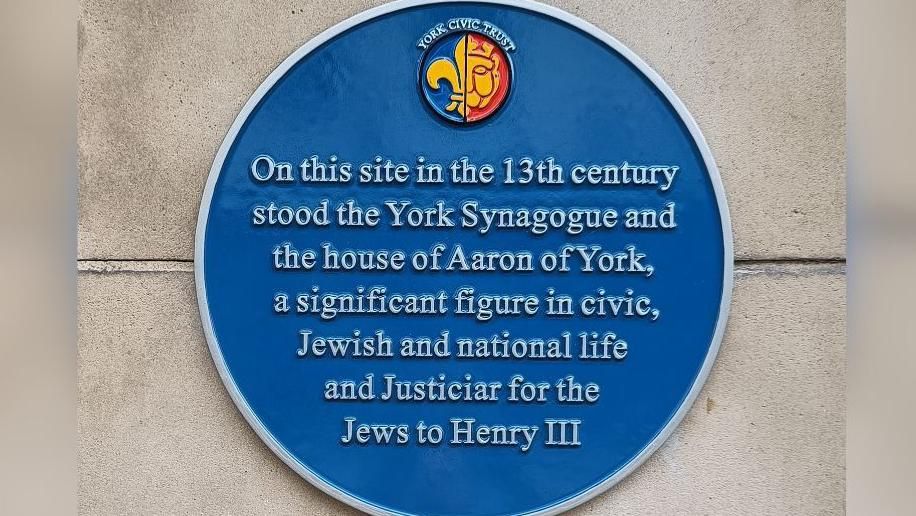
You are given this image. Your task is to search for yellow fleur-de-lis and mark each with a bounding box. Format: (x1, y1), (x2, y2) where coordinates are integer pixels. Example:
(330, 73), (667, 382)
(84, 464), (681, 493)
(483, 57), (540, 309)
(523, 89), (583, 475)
(426, 37), (468, 115)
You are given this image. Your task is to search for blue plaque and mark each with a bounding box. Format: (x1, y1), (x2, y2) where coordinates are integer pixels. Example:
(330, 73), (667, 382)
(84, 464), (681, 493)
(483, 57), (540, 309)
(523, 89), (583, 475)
(196, 1), (733, 514)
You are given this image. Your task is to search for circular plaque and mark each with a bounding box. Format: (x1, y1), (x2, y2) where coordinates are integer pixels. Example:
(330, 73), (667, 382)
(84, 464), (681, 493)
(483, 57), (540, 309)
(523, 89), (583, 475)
(196, 1), (733, 515)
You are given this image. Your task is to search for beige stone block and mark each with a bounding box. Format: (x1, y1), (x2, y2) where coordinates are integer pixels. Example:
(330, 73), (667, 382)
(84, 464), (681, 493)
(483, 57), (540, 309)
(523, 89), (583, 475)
(78, 0), (844, 261)
(78, 263), (845, 514)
